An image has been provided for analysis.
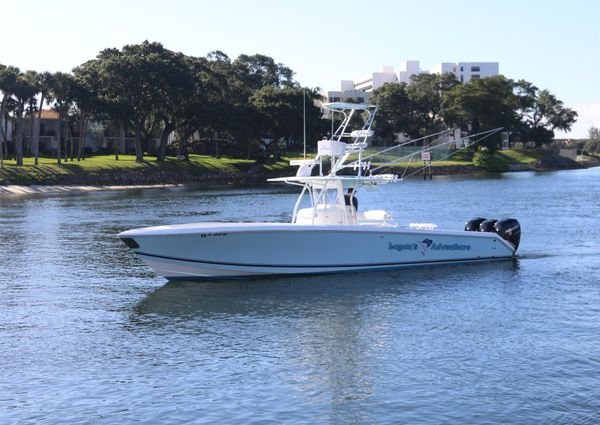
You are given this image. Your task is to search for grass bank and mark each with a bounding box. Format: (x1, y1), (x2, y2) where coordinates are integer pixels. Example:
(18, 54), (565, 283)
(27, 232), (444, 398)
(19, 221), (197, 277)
(0, 154), (291, 185)
(381, 148), (596, 173)
(0, 149), (595, 186)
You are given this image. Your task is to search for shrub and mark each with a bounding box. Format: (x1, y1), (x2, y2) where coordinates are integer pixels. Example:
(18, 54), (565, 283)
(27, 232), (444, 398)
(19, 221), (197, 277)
(472, 146), (508, 172)
(583, 139), (600, 155)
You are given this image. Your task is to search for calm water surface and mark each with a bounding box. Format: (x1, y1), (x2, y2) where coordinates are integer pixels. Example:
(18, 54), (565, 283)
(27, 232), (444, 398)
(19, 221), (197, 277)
(1, 168), (599, 424)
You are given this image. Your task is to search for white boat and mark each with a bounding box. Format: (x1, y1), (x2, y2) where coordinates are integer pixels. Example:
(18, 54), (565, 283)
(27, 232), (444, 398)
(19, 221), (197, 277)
(119, 103), (521, 279)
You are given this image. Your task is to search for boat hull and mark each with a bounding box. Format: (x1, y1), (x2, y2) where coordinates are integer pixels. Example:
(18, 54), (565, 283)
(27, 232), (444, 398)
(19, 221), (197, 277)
(119, 223), (516, 279)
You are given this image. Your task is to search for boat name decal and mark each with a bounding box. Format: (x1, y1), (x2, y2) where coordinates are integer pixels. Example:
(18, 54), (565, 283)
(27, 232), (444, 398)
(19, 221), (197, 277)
(430, 242), (471, 251)
(388, 239), (471, 255)
(388, 242), (418, 252)
(200, 232), (229, 238)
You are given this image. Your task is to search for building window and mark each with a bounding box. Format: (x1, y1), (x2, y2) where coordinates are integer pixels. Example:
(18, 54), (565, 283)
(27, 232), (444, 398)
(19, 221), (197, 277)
(460, 75), (464, 82)
(460, 66), (463, 72)
(471, 66), (480, 72)
(358, 97), (364, 102)
(471, 74), (480, 79)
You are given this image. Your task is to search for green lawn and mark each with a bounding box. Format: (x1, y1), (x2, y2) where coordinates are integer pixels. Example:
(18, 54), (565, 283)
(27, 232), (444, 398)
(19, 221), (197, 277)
(0, 154), (256, 172)
(364, 148), (554, 171)
(0, 154), (290, 184)
(0, 149), (558, 185)
(383, 159), (472, 169)
(495, 149), (545, 164)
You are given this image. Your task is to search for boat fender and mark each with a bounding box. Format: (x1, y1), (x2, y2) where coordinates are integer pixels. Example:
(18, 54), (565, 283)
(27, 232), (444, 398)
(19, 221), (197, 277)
(464, 217), (486, 231)
(479, 219), (497, 232)
(494, 218), (521, 250)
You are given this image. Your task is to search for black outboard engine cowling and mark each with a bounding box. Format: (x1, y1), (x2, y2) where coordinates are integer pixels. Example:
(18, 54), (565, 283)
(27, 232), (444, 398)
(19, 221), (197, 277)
(479, 219), (497, 233)
(494, 218), (521, 251)
(465, 217), (486, 232)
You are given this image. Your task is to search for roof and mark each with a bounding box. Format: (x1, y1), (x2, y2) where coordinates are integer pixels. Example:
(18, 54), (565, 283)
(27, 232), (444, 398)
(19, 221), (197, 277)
(323, 102), (376, 111)
(268, 175), (398, 185)
(38, 110), (60, 120)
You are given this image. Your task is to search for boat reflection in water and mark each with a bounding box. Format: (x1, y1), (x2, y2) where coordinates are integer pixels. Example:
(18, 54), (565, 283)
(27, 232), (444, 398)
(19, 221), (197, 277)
(131, 260), (520, 422)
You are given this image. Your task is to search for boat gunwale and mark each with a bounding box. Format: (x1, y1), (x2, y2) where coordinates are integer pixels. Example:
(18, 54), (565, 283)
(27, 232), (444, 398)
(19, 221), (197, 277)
(120, 223), (516, 251)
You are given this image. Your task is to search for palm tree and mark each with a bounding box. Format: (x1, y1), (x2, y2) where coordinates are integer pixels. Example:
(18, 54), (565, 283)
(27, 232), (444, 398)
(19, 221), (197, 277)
(48, 72), (74, 164)
(12, 72), (37, 165)
(0, 65), (19, 168)
(73, 63), (104, 161)
(22, 70), (40, 157)
(32, 72), (53, 165)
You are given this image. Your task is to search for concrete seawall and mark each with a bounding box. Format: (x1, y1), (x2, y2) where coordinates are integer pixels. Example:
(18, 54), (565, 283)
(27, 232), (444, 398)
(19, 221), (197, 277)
(1, 160), (598, 196)
(0, 184), (180, 196)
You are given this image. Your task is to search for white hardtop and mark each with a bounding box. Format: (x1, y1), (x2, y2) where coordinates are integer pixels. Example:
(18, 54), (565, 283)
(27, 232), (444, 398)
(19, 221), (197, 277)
(268, 175), (396, 185)
(324, 102), (374, 110)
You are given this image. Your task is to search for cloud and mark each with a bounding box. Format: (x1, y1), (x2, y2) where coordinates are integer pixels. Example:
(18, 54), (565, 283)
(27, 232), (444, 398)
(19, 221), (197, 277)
(556, 104), (600, 139)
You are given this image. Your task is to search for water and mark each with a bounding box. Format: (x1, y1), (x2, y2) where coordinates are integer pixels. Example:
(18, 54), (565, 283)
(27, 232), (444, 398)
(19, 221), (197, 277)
(1, 168), (599, 424)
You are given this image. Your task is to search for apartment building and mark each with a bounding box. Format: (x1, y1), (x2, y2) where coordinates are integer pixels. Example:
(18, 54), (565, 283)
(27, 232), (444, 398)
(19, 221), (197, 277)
(323, 61), (499, 103)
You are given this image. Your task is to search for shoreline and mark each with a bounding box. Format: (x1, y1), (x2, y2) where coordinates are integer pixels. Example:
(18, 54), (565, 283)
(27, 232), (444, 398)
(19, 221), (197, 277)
(0, 183), (181, 196)
(1, 162), (598, 196)
(1, 150), (598, 191)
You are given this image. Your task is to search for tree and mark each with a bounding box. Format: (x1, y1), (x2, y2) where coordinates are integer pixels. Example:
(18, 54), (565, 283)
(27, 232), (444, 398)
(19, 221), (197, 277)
(12, 72), (37, 165)
(0, 65), (19, 167)
(173, 53), (223, 159)
(250, 86), (325, 159)
(73, 60), (111, 161)
(406, 73), (459, 135)
(442, 76), (519, 150)
(90, 41), (198, 162)
(90, 46), (145, 161)
(20, 70), (39, 157)
(233, 54), (296, 92)
(202, 52), (237, 158)
(115, 43), (162, 161)
(202, 53), (299, 158)
(85, 49), (131, 160)
(29, 72), (53, 165)
(584, 126), (600, 155)
(370, 82), (413, 143)
(48, 72), (75, 164)
(153, 52), (196, 161)
(519, 87), (578, 146)
(370, 74), (461, 144)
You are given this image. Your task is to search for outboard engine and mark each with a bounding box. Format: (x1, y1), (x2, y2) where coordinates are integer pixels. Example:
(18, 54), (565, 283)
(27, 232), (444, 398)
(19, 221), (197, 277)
(494, 218), (521, 250)
(464, 217), (486, 232)
(479, 219), (497, 233)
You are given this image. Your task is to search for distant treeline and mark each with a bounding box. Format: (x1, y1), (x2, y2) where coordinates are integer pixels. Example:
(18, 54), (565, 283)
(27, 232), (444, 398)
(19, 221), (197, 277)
(369, 73), (577, 150)
(0, 41), (577, 166)
(0, 42), (326, 165)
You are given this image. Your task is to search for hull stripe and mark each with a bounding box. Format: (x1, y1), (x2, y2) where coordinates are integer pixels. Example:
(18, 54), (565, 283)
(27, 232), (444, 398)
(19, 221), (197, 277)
(136, 251), (514, 269)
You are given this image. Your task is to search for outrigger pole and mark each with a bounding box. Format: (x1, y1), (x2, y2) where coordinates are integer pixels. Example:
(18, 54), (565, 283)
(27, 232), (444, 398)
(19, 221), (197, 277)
(370, 127), (504, 179)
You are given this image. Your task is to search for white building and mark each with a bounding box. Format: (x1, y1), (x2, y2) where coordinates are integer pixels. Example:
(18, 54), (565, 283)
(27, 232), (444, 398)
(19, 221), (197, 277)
(398, 60), (421, 83)
(323, 66), (396, 104)
(352, 66), (398, 92)
(324, 79), (372, 103)
(0, 115), (12, 143)
(324, 89), (373, 104)
(323, 60), (500, 102)
(429, 62), (499, 83)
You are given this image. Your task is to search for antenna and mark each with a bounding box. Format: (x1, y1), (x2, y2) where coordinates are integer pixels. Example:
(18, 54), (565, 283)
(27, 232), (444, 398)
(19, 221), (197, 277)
(303, 88), (306, 159)
(331, 110), (334, 138)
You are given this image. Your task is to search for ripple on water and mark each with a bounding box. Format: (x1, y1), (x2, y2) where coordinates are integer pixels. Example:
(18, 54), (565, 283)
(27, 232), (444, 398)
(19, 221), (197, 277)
(2, 169), (600, 424)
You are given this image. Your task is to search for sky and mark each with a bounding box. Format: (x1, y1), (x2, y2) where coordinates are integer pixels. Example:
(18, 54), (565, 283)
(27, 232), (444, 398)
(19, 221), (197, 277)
(2, 0), (598, 138)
